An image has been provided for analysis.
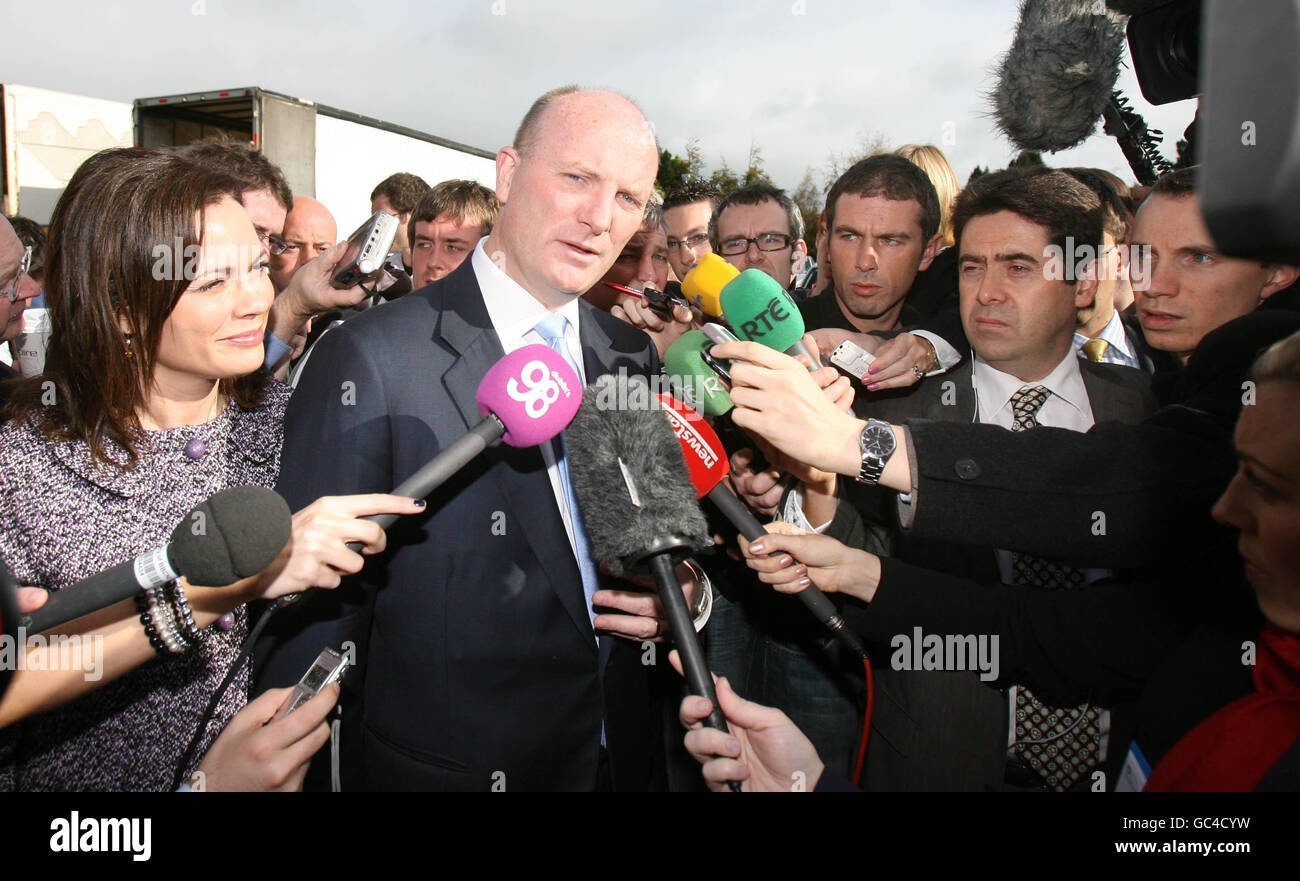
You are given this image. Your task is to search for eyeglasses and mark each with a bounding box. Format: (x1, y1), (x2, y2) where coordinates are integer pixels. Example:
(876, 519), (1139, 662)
(717, 234), (791, 256)
(258, 229), (289, 256)
(667, 233), (709, 253)
(2, 246), (33, 303)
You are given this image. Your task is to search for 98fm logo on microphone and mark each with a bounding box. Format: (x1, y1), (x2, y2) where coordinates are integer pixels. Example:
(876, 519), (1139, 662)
(506, 359), (573, 419)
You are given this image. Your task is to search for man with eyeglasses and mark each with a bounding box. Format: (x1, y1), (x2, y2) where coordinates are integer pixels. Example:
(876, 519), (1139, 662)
(711, 182), (809, 294)
(663, 179), (720, 283)
(0, 217), (40, 408)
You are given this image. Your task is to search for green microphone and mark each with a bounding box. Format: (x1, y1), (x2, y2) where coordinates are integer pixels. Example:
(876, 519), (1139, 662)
(663, 330), (734, 417)
(718, 269), (821, 368)
(663, 329), (776, 473)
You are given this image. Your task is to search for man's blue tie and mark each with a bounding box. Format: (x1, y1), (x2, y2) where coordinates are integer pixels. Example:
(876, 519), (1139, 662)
(533, 312), (601, 634)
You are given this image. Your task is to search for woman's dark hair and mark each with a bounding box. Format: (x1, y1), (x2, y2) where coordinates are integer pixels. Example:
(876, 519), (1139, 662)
(5, 147), (270, 465)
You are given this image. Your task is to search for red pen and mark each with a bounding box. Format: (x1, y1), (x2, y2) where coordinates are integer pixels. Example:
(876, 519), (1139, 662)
(603, 282), (644, 298)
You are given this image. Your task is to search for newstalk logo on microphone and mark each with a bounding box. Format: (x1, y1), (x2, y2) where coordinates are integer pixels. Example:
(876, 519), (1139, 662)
(659, 401), (719, 472)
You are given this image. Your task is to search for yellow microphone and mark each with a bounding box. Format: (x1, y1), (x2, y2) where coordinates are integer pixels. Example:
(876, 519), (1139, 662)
(680, 253), (738, 319)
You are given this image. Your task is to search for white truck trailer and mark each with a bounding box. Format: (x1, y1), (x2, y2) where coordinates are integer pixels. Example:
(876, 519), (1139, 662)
(134, 87), (497, 232)
(1, 83), (134, 224)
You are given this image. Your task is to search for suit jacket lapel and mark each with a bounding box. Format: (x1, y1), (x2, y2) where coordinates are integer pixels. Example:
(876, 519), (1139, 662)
(577, 299), (617, 382)
(1080, 363), (1141, 424)
(436, 267), (598, 651)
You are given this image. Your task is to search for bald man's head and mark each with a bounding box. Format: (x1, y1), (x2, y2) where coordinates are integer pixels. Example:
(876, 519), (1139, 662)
(489, 87), (660, 308)
(270, 196), (337, 292)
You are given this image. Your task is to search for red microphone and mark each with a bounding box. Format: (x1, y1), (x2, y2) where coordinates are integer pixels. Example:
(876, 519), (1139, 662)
(655, 392), (866, 659)
(657, 392), (874, 786)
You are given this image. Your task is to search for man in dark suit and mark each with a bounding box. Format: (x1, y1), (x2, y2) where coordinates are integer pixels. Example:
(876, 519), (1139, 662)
(253, 87), (705, 791)
(714, 155), (969, 775)
(713, 166), (1300, 789)
(718, 166), (1300, 568)
(776, 169), (1153, 791)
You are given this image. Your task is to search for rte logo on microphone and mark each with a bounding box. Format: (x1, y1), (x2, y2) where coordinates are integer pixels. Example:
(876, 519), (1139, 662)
(739, 296), (790, 340)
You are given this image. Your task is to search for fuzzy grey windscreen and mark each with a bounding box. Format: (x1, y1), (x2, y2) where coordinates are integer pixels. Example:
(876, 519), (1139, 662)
(993, 0), (1125, 152)
(565, 375), (711, 575)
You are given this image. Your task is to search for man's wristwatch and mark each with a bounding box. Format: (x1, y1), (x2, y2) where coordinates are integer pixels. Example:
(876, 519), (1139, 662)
(855, 418), (897, 485)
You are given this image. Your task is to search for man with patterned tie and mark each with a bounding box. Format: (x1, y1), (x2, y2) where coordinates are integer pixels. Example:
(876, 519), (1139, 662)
(782, 167), (1157, 790)
(253, 87), (707, 791)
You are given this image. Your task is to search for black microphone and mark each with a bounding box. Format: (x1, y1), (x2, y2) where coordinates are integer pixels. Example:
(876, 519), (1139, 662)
(992, 0), (1126, 152)
(20, 486), (292, 634)
(566, 373), (742, 791)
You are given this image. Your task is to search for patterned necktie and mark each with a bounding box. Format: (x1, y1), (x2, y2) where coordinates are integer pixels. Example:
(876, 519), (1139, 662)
(1007, 385), (1104, 791)
(533, 312), (601, 633)
(1080, 338), (1110, 363)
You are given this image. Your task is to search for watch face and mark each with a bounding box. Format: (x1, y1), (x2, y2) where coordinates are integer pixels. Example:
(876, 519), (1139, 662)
(862, 424), (894, 456)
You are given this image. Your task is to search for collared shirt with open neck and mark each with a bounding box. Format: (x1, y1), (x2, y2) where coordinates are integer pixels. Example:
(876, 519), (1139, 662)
(472, 239), (587, 561)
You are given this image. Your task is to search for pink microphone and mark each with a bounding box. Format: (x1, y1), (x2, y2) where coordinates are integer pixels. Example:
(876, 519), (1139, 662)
(477, 344), (582, 447)
(348, 345), (581, 544)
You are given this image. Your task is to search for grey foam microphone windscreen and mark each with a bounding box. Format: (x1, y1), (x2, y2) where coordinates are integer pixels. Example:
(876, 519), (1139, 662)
(168, 485), (293, 586)
(565, 374), (711, 576)
(992, 0), (1126, 152)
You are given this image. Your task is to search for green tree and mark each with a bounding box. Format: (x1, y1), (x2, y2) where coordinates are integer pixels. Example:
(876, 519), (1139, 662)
(791, 168), (823, 258)
(708, 157), (742, 195)
(657, 148), (694, 195)
(1008, 150), (1045, 169)
(822, 131), (890, 190)
(657, 137), (707, 195)
(708, 141), (772, 195)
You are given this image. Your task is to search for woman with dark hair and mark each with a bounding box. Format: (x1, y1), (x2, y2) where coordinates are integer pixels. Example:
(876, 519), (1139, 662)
(0, 148), (420, 791)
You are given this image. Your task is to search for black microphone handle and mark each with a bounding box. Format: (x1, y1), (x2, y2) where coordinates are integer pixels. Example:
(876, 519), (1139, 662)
(22, 555), (164, 633)
(345, 414), (505, 550)
(279, 414), (507, 612)
(706, 484), (868, 660)
(646, 551), (743, 793)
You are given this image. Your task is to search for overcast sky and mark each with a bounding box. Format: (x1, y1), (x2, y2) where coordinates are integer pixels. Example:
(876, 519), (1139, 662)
(5, 0), (1196, 199)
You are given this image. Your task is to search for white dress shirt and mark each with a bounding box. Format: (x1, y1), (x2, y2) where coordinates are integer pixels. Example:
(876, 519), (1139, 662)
(971, 348), (1095, 433)
(473, 240), (587, 562)
(472, 241), (713, 632)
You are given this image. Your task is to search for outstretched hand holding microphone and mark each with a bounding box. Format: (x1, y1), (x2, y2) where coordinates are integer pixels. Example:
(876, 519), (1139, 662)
(676, 257), (854, 518)
(711, 338), (913, 493)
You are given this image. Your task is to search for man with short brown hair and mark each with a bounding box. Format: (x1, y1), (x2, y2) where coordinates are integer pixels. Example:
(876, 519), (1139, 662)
(409, 180), (499, 289)
(371, 172), (431, 278)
